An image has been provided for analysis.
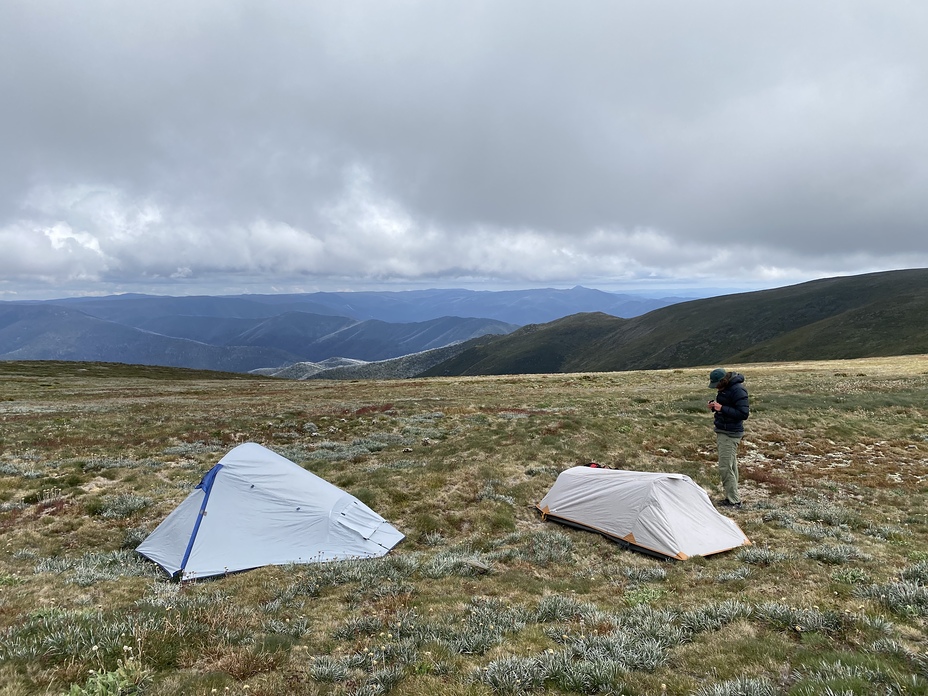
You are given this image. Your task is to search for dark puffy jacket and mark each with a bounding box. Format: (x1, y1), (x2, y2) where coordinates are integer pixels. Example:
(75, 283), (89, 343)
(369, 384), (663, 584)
(714, 372), (749, 434)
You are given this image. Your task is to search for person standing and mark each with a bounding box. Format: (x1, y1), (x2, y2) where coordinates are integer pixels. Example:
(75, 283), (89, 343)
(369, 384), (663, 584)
(707, 368), (749, 508)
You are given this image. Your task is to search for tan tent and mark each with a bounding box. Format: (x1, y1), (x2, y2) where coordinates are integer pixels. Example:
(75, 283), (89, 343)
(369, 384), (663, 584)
(536, 467), (750, 560)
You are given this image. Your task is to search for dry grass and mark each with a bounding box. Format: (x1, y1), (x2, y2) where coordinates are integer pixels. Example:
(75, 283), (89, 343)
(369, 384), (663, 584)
(1, 356), (928, 695)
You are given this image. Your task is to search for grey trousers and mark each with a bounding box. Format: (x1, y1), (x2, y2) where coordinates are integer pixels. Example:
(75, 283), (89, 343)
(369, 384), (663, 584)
(716, 432), (743, 503)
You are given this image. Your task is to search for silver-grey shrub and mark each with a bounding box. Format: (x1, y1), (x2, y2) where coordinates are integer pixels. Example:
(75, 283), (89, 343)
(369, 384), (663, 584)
(795, 499), (861, 528)
(691, 677), (778, 696)
(857, 581), (928, 618)
(161, 442), (220, 456)
(788, 658), (914, 695)
(864, 523), (909, 541)
(121, 527), (149, 549)
(617, 605), (690, 650)
(717, 567), (751, 581)
(830, 567), (870, 585)
(754, 603), (846, 633)
(441, 624), (504, 656)
(854, 613), (896, 636)
(97, 493), (152, 519)
(546, 655), (624, 695)
(623, 566), (667, 583)
(434, 598), (530, 656)
(332, 615), (385, 640)
(900, 560), (928, 584)
(308, 655), (350, 682)
(533, 594), (599, 623)
(0, 608), (158, 663)
(804, 544), (872, 565)
(419, 550), (492, 579)
(35, 550), (160, 586)
(467, 597), (530, 633)
(785, 522), (855, 542)
(477, 479), (516, 506)
(365, 459), (426, 473)
(679, 600), (752, 634)
(477, 650), (627, 695)
(422, 531), (445, 547)
(365, 665), (405, 692)
(262, 616), (310, 638)
(736, 547), (792, 566)
(307, 441), (378, 462)
(474, 655), (546, 693)
(522, 530), (575, 566)
(565, 631), (671, 672)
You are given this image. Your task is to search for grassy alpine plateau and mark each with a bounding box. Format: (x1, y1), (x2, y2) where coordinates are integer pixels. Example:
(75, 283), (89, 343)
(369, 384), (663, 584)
(0, 356), (927, 695)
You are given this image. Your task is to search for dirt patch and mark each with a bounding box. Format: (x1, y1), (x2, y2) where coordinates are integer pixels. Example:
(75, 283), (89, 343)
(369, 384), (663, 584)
(80, 476), (119, 492)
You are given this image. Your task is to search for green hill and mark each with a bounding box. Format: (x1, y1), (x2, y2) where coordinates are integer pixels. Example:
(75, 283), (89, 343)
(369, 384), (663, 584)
(421, 268), (928, 376)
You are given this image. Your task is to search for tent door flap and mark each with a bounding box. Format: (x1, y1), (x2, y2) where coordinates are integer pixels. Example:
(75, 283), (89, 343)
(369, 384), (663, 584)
(336, 501), (382, 539)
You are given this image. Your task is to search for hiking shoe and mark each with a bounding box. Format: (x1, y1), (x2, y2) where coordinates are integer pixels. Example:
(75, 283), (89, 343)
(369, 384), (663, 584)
(717, 499), (742, 510)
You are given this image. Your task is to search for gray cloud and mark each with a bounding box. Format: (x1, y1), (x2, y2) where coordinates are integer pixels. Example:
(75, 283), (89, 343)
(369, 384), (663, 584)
(2, 1), (927, 299)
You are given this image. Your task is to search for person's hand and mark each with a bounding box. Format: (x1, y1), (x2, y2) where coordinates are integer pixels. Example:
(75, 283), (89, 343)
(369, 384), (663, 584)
(708, 400), (720, 412)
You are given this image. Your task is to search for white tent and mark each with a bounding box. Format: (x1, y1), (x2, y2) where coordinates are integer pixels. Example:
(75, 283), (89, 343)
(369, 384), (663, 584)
(137, 442), (404, 579)
(536, 467), (750, 560)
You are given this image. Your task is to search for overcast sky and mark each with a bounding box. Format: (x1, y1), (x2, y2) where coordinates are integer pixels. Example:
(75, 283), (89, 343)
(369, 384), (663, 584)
(2, 1), (926, 300)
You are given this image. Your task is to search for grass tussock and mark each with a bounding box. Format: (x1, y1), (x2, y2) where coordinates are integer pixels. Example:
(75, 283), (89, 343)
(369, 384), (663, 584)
(1, 356), (927, 694)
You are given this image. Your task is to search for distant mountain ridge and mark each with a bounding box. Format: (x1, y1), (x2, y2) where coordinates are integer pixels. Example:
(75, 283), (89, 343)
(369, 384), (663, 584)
(0, 304), (295, 373)
(417, 268), (928, 377)
(1, 286), (676, 373)
(6, 271), (922, 377)
(0, 304), (515, 373)
(47, 286), (678, 325)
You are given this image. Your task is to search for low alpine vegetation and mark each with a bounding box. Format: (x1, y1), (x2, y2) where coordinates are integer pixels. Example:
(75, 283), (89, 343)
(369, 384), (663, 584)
(0, 357), (927, 694)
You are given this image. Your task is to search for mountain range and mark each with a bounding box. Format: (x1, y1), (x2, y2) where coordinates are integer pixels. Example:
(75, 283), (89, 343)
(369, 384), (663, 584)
(3, 270), (925, 377)
(418, 268), (928, 377)
(0, 287), (678, 373)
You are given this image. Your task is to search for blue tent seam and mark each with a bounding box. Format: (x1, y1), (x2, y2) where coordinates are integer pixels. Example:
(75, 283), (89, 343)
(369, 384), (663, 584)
(179, 463), (224, 574)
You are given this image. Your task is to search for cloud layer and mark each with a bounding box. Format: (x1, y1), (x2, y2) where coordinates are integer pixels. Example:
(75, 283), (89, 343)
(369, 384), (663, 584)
(2, 1), (927, 298)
